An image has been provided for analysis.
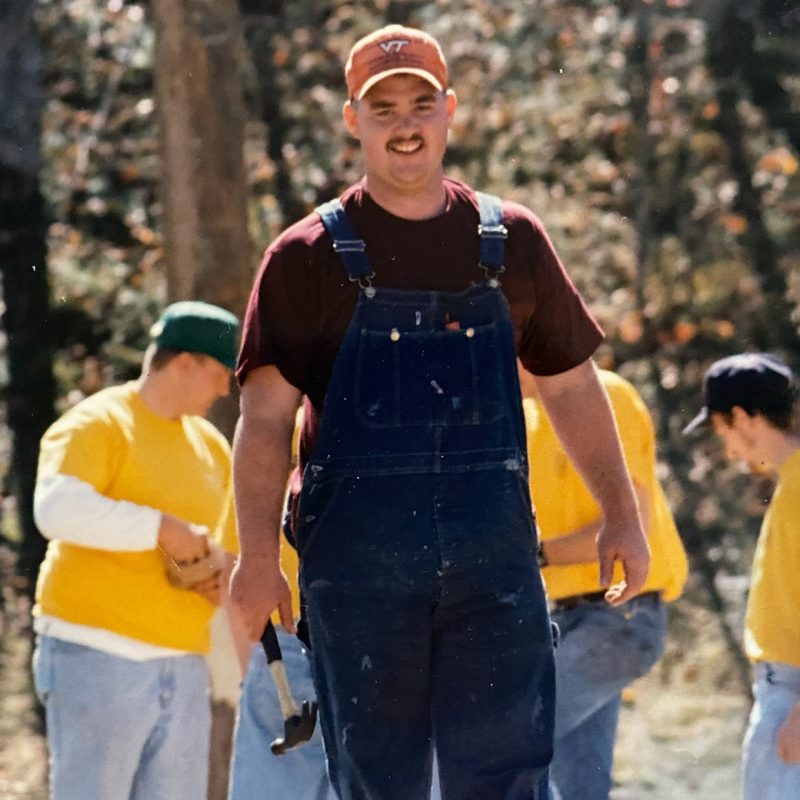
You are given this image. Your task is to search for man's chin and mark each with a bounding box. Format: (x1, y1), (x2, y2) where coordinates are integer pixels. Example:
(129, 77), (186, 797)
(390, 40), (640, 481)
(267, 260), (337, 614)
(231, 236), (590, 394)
(746, 459), (773, 476)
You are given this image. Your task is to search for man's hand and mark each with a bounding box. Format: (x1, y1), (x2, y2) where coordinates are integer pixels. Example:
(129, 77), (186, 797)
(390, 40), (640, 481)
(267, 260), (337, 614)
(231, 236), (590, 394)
(597, 518), (650, 606)
(165, 543), (226, 596)
(157, 514), (210, 563)
(229, 555), (295, 640)
(777, 702), (800, 763)
(190, 573), (223, 606)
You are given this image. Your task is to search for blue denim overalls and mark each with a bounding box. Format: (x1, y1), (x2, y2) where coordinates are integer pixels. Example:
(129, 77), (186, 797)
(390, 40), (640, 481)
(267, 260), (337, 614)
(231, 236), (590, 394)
(295, 193), (555, 800)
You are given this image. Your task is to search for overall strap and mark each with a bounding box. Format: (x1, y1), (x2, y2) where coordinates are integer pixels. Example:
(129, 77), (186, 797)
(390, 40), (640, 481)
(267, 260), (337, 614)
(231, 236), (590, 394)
(316, 199), (376, 294)
(476, 192), (508, 284)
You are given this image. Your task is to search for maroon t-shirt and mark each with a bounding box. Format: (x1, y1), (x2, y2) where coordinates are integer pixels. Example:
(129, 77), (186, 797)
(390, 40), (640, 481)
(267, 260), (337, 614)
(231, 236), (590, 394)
(238, 178), (603, 485)
(239, 178), (602, 399)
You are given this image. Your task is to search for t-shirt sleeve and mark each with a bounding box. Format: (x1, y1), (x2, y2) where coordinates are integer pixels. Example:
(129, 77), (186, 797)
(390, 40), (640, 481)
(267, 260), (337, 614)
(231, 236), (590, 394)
(511, 207), (604, 375)
(236, 233), (324, 391)
(35, 404), (161, 550)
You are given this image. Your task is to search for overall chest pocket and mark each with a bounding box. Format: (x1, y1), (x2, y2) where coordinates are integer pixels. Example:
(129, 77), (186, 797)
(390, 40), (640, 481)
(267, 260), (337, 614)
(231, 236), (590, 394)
(355, 322), (506, 427)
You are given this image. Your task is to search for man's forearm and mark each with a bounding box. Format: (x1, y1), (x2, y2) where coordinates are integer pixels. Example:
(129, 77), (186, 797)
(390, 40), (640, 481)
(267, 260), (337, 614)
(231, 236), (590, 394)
(230, 366), (300, 636)
(542, 484), (650, 566)
(536, 363), (638, 521)
(34, 474), (162, 550)
(232, 414), (294, 564)
(542, 521), (601, 566)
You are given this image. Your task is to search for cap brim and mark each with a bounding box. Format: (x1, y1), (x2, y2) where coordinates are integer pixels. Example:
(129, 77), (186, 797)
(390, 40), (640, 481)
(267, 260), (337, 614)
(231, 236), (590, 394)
(356, 68), (443, 100)
(682, 407), (709, 435)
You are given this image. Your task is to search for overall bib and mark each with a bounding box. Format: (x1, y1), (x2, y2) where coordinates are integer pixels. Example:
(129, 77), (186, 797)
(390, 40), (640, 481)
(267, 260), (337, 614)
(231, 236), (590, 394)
(295, 194), (555, 800)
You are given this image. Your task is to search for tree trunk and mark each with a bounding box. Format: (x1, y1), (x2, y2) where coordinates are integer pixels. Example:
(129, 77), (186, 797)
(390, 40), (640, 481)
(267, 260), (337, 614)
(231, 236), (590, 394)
(151, 0), (253, 440)
(0, 0), (56, 595)
(151, 3), (254, 795)
(705, 0), (798, 350)
(152, 0), (253, 314)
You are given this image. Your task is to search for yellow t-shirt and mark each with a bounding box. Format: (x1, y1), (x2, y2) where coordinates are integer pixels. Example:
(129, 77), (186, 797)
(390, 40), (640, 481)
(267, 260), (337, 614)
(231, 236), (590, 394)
(34, 382), (237, 653)
(525, 370), (688, 602)
(277, 535), (301, 620)
(744, 448), (800, 667)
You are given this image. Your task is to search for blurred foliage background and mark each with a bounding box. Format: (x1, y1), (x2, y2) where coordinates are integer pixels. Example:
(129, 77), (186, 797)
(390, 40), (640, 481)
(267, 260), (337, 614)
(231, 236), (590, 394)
(2, 0), (800, 681)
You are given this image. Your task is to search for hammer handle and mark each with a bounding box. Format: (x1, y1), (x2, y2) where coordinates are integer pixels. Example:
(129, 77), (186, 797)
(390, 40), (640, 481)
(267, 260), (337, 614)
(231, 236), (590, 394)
(260, 620), (300, 720)
(260, 619), (282, 664)
(268, 660), (300, 720)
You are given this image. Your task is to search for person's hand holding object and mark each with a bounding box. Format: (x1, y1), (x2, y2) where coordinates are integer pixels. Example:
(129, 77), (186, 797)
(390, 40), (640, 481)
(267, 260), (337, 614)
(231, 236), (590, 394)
(157, 515), (225, 603)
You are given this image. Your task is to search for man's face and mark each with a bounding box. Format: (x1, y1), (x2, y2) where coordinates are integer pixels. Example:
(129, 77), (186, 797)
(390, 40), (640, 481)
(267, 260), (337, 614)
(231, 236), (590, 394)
(343, 74), (456, 200)
(710, 409), (769, 474)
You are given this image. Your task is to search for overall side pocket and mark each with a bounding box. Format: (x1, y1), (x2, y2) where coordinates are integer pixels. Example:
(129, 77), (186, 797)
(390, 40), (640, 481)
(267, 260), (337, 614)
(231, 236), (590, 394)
(294, 475), (346, 560)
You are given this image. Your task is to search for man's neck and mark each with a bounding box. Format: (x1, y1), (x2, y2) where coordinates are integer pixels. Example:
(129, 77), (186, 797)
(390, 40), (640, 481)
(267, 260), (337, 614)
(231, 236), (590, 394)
(136, 371), (183, 421)
(363, 175), (447, 221)
(771, 433), (800, 471)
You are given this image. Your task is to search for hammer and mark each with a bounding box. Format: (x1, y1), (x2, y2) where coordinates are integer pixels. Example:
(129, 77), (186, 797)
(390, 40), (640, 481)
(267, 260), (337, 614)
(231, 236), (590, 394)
(260, 619), (318, 755)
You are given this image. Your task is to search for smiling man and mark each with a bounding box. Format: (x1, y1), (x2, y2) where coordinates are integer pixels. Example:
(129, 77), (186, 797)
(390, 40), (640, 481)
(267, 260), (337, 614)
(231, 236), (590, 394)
(685, 353), (800, 800)
(230, 24), (649, 800)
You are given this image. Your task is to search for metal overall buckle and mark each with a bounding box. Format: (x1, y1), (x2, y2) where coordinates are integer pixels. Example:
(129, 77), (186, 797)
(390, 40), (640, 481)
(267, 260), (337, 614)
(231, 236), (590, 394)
(333, 238), (377, 298)
(478, 222), (507, 287)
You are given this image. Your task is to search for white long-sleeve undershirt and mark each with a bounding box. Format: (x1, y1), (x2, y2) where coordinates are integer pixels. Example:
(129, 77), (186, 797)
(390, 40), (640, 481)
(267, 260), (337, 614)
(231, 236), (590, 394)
(33, 473), (161, 551)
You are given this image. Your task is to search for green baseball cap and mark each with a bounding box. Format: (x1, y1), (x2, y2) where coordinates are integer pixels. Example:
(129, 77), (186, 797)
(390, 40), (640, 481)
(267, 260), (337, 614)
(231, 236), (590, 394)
(149, 301), (240, 369)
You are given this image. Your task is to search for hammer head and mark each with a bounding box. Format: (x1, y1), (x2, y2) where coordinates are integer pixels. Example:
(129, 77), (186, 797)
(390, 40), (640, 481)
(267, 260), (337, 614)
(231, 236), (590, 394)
(270, 699), (319, 755)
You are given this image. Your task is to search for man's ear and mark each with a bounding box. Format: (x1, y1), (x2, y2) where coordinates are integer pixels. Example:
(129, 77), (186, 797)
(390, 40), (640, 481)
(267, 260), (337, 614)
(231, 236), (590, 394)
(730, 405), (755, 429)
(174, 351), (199, 373)
(343, 100), (359, 138)
(445, 89), (457, 122)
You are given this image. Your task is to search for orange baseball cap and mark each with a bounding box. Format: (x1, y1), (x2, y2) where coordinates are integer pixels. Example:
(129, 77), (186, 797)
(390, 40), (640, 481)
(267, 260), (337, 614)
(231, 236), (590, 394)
(345, 24), (449, 101)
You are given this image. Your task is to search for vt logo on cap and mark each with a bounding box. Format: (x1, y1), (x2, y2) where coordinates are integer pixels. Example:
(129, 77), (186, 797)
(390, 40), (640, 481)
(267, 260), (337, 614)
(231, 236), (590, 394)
(379, 39), (411, 55)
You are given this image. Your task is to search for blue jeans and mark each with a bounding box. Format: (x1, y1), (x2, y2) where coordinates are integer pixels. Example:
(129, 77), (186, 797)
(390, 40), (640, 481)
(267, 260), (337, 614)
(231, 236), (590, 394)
(228, 628), (335, 800)
(549, 593), (667, 800)
(743, 661), (800, 799)
(32, 635), (210, 800)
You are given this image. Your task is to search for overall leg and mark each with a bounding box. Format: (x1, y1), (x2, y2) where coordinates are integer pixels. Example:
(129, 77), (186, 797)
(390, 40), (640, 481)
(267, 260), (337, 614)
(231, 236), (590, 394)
(431, 471), (555, 800)
(431, 596), (554, 800)
(228, 632), (333, 800)
(742, 663), (800, 800)
(32, 637), (160, 800)
(550, 595), (666, 800)
(300, 475), (440, 800)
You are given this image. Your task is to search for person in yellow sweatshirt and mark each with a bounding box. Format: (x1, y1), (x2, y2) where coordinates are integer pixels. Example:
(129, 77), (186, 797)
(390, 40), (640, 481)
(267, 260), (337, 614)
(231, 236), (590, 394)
(684, 352), (800, 800)
(519, 364), (688, 800)
(32, 301), (239, 800)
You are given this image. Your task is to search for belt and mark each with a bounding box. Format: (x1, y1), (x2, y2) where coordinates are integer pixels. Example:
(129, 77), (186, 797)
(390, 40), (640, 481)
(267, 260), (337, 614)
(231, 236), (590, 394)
(552, 589), (661, 611)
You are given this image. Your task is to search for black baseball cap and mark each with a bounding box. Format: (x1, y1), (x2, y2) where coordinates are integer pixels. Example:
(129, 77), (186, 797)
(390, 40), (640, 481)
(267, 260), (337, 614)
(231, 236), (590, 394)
(682, 353), (795, 434)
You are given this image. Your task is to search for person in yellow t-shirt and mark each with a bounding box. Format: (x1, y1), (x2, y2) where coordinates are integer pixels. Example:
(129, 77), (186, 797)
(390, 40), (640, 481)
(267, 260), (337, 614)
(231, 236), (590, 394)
(519, 365), (688, 800)
(684, 352), (800, 800)
(32, 301), (239, 800)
